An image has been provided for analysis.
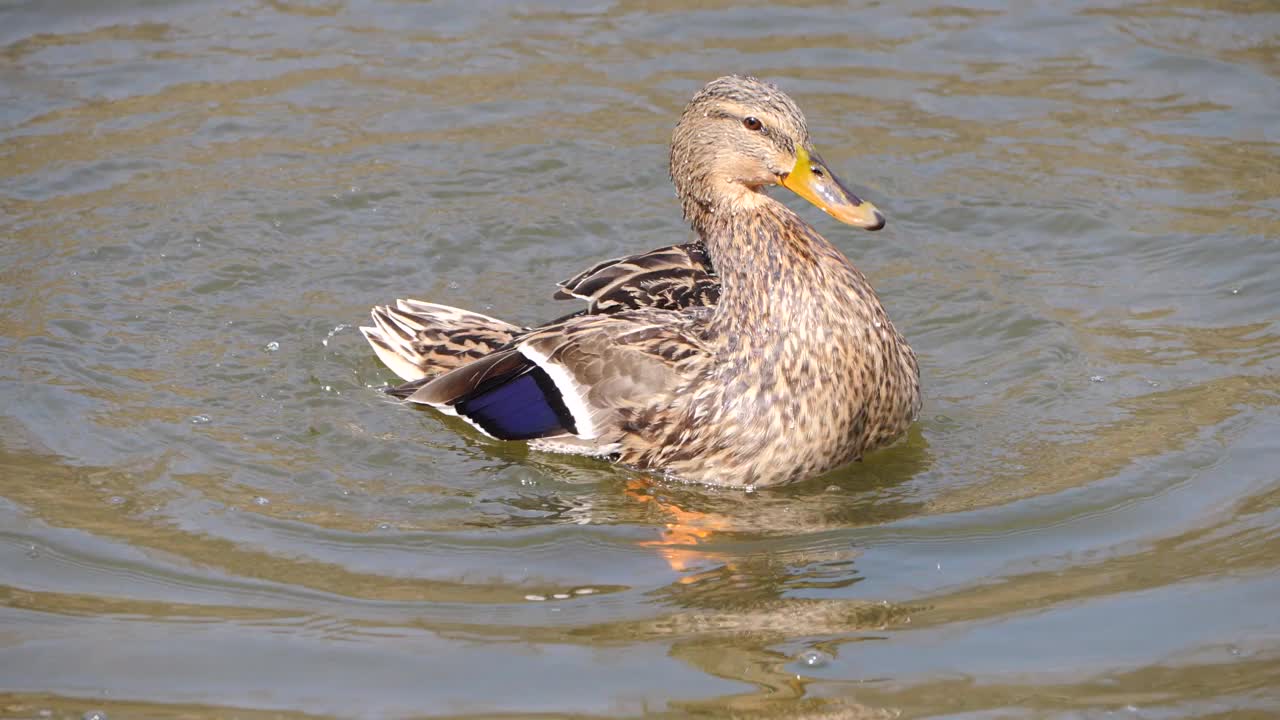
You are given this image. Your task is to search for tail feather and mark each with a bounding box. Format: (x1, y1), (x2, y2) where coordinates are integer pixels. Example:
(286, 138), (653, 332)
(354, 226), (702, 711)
(360, 300), (521, 382)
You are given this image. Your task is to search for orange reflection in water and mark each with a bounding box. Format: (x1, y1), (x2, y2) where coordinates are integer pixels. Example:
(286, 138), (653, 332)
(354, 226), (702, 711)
(625, 479), (735, 581)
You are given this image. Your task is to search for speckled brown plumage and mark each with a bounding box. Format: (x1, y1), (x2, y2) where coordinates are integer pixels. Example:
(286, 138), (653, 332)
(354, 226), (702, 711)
(552, 243), (719, 318)
(361, 75), (921, 487)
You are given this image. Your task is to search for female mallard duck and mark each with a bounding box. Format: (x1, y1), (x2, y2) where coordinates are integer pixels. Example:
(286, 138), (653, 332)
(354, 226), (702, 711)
(361, 75), (920, 487)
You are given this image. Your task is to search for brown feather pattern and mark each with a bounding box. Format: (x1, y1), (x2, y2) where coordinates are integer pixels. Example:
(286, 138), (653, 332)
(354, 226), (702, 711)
(553, 243), (719, 315)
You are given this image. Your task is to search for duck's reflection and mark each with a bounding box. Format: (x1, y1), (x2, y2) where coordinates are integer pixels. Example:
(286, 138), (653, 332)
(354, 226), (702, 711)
(403, 422), (932, 715)
(588, 430), (932, 715)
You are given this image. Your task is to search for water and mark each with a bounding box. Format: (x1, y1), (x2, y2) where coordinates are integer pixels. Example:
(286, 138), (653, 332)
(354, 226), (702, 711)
(2, 1), (1279, 717)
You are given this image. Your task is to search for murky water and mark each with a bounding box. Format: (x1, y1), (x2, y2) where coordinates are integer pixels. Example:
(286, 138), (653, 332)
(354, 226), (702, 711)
(3, 1), (1279, 717)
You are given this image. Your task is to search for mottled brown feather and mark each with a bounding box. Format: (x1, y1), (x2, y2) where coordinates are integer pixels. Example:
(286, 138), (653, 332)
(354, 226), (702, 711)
(553, 243), (719, 316)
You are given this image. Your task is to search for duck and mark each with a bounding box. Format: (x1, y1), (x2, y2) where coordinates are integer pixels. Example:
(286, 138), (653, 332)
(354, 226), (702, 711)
(360, 75), (921, 488)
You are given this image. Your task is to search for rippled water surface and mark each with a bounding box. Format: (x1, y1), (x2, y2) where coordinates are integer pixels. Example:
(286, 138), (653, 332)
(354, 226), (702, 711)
(3, 1), (1280, 717)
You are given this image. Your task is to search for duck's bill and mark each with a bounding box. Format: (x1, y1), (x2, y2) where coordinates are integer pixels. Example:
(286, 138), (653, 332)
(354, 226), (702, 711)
(781, 146), (885, 231)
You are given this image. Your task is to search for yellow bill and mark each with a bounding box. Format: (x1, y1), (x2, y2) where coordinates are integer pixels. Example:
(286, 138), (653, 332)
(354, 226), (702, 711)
(780, 146), (885, 230)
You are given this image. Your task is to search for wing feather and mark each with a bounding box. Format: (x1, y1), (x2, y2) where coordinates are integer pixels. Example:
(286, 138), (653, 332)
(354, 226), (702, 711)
(554, 243), (719, 315)
(403, 311), (704, 445)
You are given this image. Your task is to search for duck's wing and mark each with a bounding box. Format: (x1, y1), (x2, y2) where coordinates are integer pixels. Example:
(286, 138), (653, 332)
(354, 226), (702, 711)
(361, 244), (714, 384)
(554, 243), (719, 315)
(360, 299), (522, 382)
(391, 311), (705, 450)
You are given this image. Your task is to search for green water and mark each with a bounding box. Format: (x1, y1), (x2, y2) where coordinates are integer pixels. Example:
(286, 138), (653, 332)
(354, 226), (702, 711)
(2, 1), (1279, 717)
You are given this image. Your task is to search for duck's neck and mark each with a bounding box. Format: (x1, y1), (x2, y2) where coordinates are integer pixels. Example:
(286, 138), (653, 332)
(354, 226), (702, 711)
(690, 189), (867, 341)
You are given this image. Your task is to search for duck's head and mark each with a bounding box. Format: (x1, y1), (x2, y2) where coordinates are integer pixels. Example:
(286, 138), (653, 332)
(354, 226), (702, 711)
(670, 75), (884, 231)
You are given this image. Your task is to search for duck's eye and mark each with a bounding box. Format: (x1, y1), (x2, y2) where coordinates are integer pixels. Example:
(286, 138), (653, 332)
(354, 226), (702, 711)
(742, 116), (764, 132)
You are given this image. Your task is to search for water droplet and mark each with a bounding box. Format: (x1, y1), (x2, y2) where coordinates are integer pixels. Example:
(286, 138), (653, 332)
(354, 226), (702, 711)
(189, 415), (211, 424)
(936, 562), (942, 570)
(108, 496), (126, 505)
(1230, 287), (1240, 295)
(524, 594), (546, 602)
(447, 281), (460, 290)
(26, 544), (39, 559)
(1090, 375), (1105, 383)
(253, 496), (270, 506)
(799, 649), (830, 668)
(322, 324), (347, 347)
(377, 522), (392, 530)
(264, 341), (279, 352)
(83, 711), (108, 720)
